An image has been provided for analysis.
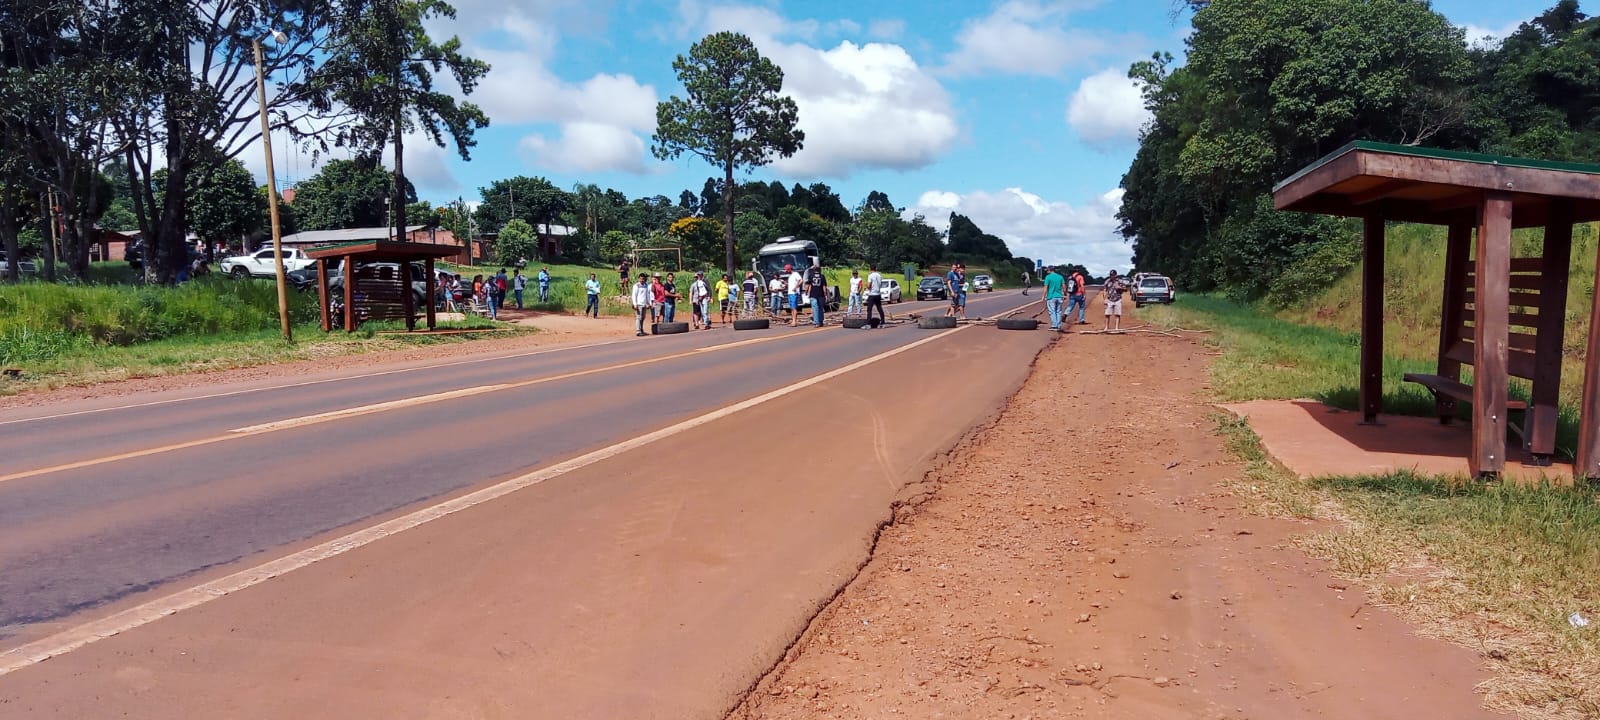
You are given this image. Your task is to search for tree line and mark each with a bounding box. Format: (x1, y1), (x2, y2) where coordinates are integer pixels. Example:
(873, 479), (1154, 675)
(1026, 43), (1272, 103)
(0, 0), (487, 283)
(1120, 0), (1600, 305)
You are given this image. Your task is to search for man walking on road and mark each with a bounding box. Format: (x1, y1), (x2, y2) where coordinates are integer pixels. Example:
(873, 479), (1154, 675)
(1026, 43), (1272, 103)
(945, 263), (967, 321)
(1044, 266), (1066, 331)
(1021, 269), (1031, 296)
(1067, 267), (1088, 325)
(805, 260), (827, 327)
(690, 271), (710, 330)
(584, 273), (601, 318)
(1102, 270), (1128, 332)
(537, 266), (552, 303)
(512, 270), (527, 309)
(864, 263), (885, 329)
(847, 269), (863, 317)
(631, 273), (652, 336)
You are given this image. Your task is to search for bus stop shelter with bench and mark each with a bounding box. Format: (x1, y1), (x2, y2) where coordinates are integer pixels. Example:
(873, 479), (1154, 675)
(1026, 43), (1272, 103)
(1273, 141), (1600, 480)
(306, 240), (458, 333)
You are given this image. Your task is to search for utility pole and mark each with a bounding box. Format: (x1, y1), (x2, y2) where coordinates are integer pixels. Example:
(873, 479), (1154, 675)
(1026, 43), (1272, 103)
(253, 30), (293, 343)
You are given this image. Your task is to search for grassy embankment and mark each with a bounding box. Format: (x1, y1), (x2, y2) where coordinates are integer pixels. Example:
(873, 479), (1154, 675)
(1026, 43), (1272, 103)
(0, 265), (512, 394)
(1142, 223), (1600, 718)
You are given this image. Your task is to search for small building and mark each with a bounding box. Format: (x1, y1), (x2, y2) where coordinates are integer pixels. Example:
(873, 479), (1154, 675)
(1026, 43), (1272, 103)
(279, 226), (470, 264)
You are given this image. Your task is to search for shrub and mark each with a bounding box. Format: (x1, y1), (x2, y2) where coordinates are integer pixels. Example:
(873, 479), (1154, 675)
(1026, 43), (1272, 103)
(0, 277), (315, 350)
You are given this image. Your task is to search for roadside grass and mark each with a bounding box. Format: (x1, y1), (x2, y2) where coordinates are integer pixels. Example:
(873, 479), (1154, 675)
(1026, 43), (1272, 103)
(1185, 296), (1600, 718)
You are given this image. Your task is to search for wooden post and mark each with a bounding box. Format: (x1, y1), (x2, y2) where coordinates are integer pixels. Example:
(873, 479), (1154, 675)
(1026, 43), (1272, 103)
(425, 257), (437, 331)
(400, 259), (416, 331)
(343, 255), (355, 332)
(317, 258), (331, 332)
(1359, 214), (1386, 424)
(1471, 192), (1513, 477)
(1578, 215), (1600, 479)
(1435, 221), (1472, 423)
(1529, 201), (1572, 463)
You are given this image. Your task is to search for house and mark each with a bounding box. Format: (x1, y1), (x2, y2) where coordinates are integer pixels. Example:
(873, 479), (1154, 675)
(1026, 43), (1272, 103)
(475, 224), (577, 264)
(89, 228), (137, 262)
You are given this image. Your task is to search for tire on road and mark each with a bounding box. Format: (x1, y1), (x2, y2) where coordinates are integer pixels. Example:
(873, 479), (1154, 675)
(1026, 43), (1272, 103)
(841, 317), (868, 329)
(652, 321), (689, 335)
(733, 318), (769, 331)
(996, 318), (1038, 331)
(917, 316), (958, 330)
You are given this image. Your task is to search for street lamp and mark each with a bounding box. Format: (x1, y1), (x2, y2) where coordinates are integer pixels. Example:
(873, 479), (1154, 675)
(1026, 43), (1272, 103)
(253, 29), (293, 343)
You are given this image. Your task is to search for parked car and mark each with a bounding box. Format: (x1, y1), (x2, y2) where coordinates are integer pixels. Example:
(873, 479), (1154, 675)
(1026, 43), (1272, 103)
(916, 276), (947, 301)
(287, 261), (322, 291)
(219, 247), (315, 279)
(972, 273), (993, 292)
(878, 277), (902, 303)
(1132, 275), (1175, 307)
(0, 251), (38, 276)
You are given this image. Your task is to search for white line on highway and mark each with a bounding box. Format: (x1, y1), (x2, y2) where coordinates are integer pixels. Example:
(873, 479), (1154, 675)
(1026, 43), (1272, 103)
(228, 385), (511, 433)
(0, 321), (978, 677)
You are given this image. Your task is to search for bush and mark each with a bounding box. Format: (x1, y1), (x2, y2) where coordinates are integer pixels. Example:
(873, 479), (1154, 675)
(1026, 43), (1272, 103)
(1264, 227), (1362, 308)
(0, 277), (315, 350)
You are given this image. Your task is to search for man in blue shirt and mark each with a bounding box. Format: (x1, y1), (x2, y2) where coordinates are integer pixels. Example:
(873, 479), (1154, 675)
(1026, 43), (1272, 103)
(944, 263), (967, 320)
(537, 266), (551, 303)
(584, 273), (601, 318)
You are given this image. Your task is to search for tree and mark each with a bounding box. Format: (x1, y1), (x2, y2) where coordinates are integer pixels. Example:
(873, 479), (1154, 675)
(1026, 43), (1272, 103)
(316, 0), (489, 248)
(653, 31), (804, 278)
(669, 216), (725, 267)
(598, 230), (636, 264)
(862, 190), (896, 213)
(292, 156), (412, 231)
(496, 219), (537, 266)
(187, 158), (267, 249)
(475, 176), (570, 240)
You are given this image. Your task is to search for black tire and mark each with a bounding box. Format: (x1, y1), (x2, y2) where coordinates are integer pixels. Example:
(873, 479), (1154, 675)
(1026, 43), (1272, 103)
(918, 316), (957, 330)
(996, 318), (1038, 331)
(841, 317), (868, 329)
(733, 318), (769, 331)
(230, 266), (249, 279)
(652, 321), (689, 335)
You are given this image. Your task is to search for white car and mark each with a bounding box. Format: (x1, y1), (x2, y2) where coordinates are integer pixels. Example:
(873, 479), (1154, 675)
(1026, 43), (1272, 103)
(220, 248), (315, 279)
(877, 277), (902, 303)
(0, 252), (37, 276)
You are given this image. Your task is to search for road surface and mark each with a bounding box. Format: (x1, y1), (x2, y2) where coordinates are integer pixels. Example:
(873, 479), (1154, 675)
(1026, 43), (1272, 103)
(0, 289), (1046, 719)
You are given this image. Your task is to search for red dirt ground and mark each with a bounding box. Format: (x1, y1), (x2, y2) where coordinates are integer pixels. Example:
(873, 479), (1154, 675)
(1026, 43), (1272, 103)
(733, 321), (1502, 719)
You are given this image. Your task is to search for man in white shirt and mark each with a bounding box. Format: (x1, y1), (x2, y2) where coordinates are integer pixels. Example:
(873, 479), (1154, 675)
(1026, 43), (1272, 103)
(630, 273), (653, 336)
(768, 274), (784, 316)
(847, 269), (863, 317)
(689, 271), (710, 330)
(785, 263), (804, 327)
(863, 263), (884, 329)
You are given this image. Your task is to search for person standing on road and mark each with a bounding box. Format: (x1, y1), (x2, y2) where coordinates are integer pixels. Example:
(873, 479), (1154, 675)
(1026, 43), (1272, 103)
(743, 271), (759, 316)
(512, 269), (527, 309)
(631, 273), (653, 336)
(847, 269), (863, 316)
(864, 263), (885, 329)
(584, 273), (601, 318)
(1102, 269), (1127, 332)
(663, 272), (679, 323)
(1022, 269), (1032, 296)
(1043, 266), (1066, 331)
(690, 271), (710, 330)
(537, 266), (552, 303)
(804, 260), (827, 327)
(715, 273), (733, 326)
(1067, 267), (1088, 325)
(768, 273), (784, 316)
(945, 263), (967, 320)
(650, 272), (666, 324)
(785, 263), (803, 327)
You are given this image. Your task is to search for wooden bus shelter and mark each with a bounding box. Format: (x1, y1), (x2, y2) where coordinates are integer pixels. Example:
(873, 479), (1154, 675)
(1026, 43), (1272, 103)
(305, 240), (460, 333)
(1274, 141), (1600, 480)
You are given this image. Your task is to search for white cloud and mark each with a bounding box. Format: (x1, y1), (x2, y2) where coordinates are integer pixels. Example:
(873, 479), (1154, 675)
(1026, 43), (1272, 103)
(1462, 19), (1522, 48)
(906, 187), (1132, 275)
(943, 0), (1122, 76)
(1066, 68), (1151, 145)
(519, 122), (650, 174)
(392, 136), (461, 192)
(682, 5), (959, 178)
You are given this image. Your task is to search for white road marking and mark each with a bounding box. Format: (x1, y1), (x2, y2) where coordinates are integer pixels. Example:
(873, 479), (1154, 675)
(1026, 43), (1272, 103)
(0, 322), (977, 676)
(228, 385), (511, 433)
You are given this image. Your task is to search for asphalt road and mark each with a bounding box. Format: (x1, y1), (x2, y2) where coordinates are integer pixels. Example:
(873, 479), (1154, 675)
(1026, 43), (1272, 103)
(0, 288), (1047, 718)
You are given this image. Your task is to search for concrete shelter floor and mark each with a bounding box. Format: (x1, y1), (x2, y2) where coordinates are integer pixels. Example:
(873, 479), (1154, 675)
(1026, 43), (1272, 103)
(1223, 400), (1576, 484)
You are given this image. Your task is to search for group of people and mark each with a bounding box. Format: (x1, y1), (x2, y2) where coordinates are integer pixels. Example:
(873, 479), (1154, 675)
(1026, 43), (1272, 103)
(1040, 265), (1128, 332)
(433, 266), (554, 320)
(625, 259), (903, 335)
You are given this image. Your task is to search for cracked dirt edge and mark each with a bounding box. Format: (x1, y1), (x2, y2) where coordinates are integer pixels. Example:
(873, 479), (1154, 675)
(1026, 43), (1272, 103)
(720, 334), (1059, 720)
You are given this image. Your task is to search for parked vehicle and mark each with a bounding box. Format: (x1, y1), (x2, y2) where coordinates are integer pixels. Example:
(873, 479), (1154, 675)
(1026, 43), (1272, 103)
(916, 276), (947, 301)
(753, 237), (840, 311)
(972, 273), (994, 292)
(287, 261), (321, 291)
(219, 248), (315, 279)
(878, 277), (902, 303)
(1132, 275), (1176, 307)
(0, 251), (38, 276)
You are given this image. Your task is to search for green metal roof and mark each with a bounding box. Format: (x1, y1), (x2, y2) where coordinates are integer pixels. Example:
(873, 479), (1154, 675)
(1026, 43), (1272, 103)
(1273, 140), (1600, 193)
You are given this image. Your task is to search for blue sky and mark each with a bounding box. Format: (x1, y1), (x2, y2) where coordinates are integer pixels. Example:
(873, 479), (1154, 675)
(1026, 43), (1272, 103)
(258, 0), (1548, 273)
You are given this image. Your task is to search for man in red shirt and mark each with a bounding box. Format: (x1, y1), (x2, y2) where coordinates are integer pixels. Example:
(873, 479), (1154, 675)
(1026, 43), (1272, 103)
(650, 273), (666, 324)
(1067, 268), (1089, 325)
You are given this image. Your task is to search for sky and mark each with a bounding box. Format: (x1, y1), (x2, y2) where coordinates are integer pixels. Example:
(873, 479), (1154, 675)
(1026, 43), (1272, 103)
(253, 0), (1547, 274)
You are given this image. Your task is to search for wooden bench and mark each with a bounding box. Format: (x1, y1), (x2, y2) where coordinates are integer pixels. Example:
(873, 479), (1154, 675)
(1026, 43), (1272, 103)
(1402, 372), (1527, 437)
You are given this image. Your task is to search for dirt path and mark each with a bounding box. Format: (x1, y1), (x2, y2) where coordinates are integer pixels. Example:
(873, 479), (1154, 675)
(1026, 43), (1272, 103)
(733, 315), (1501, 719)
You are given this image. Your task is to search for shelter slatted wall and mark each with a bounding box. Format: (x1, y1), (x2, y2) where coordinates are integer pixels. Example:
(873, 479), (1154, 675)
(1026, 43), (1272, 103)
(353, 265), (412, 322)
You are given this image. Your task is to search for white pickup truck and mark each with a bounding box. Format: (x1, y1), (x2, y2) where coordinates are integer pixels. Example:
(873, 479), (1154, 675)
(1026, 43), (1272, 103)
(219, 248), (315, 279)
